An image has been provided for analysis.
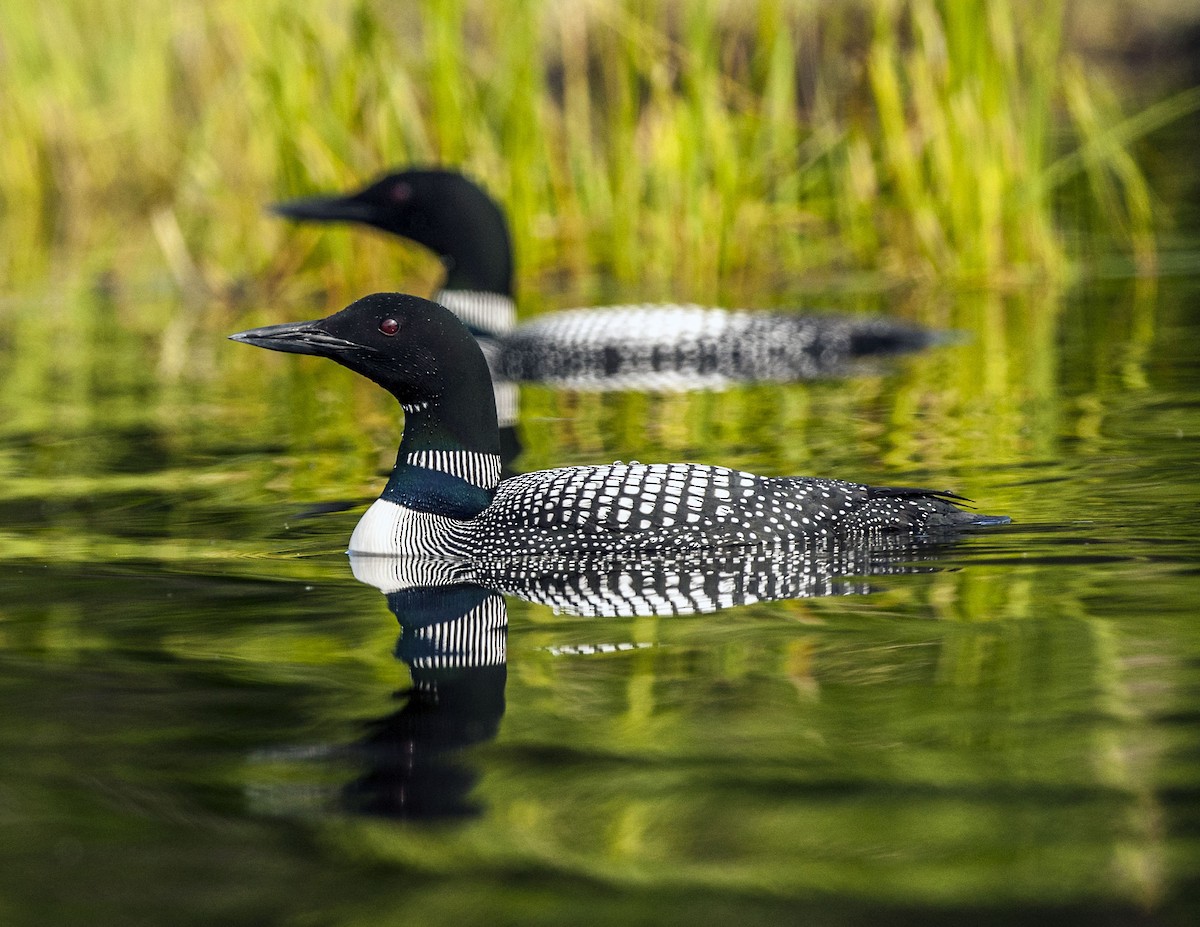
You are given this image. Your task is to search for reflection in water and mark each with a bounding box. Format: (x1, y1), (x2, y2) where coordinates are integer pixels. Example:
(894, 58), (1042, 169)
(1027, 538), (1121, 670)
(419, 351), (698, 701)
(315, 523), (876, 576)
(341, 583), (507, 819)
(349, 532), (948, 618)
(342, 533), (950, 819)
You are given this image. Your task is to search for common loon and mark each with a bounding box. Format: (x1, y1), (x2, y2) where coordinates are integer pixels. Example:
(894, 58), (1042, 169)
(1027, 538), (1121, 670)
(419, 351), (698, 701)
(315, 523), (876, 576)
(272, 169), (941, 389)
(230, 293), (1009, 557)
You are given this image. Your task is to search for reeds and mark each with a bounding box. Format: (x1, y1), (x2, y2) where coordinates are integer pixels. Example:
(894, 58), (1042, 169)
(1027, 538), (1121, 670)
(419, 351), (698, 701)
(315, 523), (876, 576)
(0, 0), (1183, 298)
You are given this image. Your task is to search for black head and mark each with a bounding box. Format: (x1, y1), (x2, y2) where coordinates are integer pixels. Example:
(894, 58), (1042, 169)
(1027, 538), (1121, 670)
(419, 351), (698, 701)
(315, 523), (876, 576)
(271, 169), (514, 296)
(230, 293), (499, 452)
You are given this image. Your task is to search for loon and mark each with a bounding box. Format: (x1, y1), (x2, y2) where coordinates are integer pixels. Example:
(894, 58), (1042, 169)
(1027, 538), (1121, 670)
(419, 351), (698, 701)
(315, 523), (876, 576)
(230, 293), (1009, 557)
(271, 169), (941, 389)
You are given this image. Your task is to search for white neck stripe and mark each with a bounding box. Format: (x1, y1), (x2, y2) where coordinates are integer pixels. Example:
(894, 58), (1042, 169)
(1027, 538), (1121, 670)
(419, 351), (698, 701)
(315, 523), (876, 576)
(435, 289), (517, 336)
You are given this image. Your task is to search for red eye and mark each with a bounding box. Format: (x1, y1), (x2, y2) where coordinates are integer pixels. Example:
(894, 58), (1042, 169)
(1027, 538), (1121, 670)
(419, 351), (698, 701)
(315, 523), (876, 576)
(379, 318), (400, 336)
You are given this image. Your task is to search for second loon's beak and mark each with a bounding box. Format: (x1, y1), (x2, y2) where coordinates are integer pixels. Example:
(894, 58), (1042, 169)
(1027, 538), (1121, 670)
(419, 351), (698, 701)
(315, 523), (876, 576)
(229, 320), (364, 358)
(269, 193), (374, 225)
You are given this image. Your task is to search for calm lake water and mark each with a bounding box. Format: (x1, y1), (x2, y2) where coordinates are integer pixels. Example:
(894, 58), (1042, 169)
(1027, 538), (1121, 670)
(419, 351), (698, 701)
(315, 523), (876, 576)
(1, 263), (1198, 925)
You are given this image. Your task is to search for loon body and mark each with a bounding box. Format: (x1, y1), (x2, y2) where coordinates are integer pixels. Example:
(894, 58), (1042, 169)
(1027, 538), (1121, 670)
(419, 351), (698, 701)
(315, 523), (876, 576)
(271, 169), (939, 388)
(347, 460), (988, 557)
(500, 304), (937, 390)
(231, 293), (1008, 557)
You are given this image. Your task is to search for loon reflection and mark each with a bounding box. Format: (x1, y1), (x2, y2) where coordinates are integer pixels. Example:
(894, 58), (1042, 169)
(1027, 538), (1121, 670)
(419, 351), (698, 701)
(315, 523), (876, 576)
(349, 531), (946, 619)
(339, 582), (507, 819)
(339, 533), (948, 819)
(319, 535), (953, 820)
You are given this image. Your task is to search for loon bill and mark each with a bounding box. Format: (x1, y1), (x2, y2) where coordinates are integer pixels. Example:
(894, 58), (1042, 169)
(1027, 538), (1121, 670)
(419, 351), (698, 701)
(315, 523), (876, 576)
(230, 293), (1010, 557)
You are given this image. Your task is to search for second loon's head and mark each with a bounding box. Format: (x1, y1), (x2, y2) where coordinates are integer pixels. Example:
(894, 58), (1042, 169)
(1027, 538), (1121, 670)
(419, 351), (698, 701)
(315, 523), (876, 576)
(230, 293), (500, 452)
(271, 169), (514, 297)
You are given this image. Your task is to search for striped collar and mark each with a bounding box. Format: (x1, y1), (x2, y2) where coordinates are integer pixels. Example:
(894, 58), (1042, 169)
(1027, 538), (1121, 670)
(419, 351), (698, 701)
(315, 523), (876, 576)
(403, 449), (502, 490)
(434, 289), (517, 337)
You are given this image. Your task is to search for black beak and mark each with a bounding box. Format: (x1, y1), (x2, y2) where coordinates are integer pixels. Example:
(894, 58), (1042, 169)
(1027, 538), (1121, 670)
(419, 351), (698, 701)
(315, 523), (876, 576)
(228, 320), (363, 358)
(269, 193), (374, 224)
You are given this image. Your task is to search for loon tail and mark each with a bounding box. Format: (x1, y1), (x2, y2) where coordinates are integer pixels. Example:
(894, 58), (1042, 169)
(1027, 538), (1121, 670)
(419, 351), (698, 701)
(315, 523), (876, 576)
(869, 485), (1012, 528)
(868, 485), (969, 503)
(848, 323), (958, 356)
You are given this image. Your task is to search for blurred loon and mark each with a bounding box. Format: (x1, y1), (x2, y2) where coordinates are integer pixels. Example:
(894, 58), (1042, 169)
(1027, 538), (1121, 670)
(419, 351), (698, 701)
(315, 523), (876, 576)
(230, 293), (1008, 557)
(271, 169), (941, 389)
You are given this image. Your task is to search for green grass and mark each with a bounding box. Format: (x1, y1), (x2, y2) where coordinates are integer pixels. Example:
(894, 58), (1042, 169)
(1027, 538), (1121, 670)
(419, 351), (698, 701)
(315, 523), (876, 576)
(0, 0), (1190, 300)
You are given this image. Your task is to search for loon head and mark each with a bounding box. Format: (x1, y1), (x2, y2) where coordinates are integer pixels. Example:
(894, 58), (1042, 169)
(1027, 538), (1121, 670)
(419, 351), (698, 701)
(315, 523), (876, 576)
(230, 293), (500, 454)
(271, 169), (514, 297)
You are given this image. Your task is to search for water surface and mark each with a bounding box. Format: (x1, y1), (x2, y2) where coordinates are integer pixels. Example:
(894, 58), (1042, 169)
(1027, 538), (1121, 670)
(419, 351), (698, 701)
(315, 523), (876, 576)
(1, 273), (1198, 925)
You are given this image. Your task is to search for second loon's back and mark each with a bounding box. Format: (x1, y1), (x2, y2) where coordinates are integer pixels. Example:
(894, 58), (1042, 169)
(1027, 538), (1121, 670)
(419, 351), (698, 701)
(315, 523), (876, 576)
(499, 306), (939, 388)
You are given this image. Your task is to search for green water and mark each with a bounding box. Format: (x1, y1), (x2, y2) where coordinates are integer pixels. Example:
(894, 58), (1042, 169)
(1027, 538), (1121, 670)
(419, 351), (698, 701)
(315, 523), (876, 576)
(1, 269), (1199, 926)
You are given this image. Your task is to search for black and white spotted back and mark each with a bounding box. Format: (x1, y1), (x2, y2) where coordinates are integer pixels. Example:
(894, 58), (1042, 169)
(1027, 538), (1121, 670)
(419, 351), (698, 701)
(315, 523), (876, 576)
(466, 462), (984, 557)
(498, 306), (936, 390)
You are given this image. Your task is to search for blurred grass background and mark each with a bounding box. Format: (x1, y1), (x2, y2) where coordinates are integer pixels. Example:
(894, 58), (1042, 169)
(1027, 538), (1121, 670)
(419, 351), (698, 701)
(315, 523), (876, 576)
(1, 14), (1198, 900)
(2, 0), (1199, 305)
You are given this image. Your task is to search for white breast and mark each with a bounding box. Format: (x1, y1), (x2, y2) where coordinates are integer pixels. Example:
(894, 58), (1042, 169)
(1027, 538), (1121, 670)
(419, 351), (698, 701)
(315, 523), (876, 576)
(348, 498), (472, 557)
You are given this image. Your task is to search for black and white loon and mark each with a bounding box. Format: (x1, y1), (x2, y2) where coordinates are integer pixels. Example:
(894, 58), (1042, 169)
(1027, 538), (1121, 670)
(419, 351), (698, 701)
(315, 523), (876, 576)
(271, 169), (941, 389)
(231, 293), (1008, 557)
